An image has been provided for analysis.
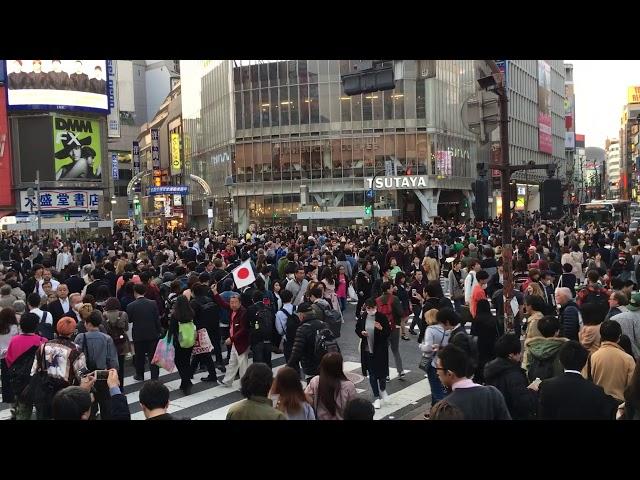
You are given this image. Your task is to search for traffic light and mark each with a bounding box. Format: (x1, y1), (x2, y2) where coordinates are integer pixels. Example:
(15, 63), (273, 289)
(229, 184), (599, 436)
(472, 180), (488, 220)
(364, 189), (375, 218)
(476, 162), (488, 180)
(64, 212), (70, 221)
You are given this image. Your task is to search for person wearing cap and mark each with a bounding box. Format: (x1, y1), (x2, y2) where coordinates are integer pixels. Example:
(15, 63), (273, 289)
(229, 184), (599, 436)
(610, 251), (632, 283)
(286, 302), (325, 382)
(31, 316), (87, 420)
(610, 292), (640, 359)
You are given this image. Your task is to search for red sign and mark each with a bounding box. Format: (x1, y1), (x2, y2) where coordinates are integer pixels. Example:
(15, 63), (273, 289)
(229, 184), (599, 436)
(0, 87), (14, 207)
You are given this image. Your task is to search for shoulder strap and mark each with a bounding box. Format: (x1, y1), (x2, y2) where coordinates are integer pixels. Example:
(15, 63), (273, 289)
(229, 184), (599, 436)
(587, 353), (593, 382)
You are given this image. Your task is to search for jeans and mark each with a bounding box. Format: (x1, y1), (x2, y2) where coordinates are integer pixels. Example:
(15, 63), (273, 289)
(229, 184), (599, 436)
(134, 339), (160, 379)
(427, 363), (448, 406)
(1, 358), (14, 404)
(338, 297), (347, 312)
(368, 353), (386, 398)
(252, 341), (273, 368)
(174, 344), (194, 389)
(388, 327), (403, 375)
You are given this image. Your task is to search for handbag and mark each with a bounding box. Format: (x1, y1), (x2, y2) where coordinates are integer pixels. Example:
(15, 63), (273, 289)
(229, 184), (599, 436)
(151, 335), (176, 372)
(418, 355), (430, 372)
(192, 328), (214, 355)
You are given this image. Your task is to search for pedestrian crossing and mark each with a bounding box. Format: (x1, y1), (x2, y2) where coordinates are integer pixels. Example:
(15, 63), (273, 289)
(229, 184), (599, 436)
(0, 353), (431, 420)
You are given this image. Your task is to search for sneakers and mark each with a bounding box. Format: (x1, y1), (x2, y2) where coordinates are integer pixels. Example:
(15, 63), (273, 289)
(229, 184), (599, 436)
(133, 375), (144, 382)
(373, 398), (381, 409)
(380, 390), (389, 401)
(386, 376), (390, 382)
(402, 335), (410, 341)
(398, 372), (406, 380)
(220, 380), (232, 388)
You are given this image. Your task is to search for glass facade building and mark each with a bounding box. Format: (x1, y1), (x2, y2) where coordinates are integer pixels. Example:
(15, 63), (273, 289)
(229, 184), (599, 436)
(180, 60), (483, 232)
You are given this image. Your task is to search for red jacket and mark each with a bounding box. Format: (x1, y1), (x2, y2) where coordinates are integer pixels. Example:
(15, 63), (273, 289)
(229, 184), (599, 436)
(213, 294), (249, 354)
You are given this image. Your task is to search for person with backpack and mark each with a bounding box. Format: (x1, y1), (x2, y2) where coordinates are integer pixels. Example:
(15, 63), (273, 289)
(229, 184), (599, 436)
(555, 287), (582, 341)
(309, 287), (342, 338)
(167, 294), (197, 395)
(286, 302), (335, 382)
(444, 307), (481, 380)
(356, 298), (391, 409)
(524, 315), (568, 382)
(103, 297), (130, 389)
(375, 281), (405, 381)
(27, 292), (54, 340)
(30, 316), (87, 420)
(5, 313), (47, 419)
(275, 289), (297, 363)
(246, 289), (275, 368)
(74, 311), (119, 420)
(576, 269), (611, 308)
(190, 282), (223, 382)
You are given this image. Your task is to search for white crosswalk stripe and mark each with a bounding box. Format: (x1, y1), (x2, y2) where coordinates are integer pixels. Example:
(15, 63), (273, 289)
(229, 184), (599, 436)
(1, 355), (430, 420)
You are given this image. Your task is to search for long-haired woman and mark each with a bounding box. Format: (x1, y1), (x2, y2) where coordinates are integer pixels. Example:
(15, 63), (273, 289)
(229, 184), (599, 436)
(168, 294), (196, 395)
(270, 366), (315, 420)
(304, 352), (356, 420)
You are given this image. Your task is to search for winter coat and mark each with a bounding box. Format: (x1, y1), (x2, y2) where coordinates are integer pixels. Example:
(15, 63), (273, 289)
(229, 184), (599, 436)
(356, 311), (390, 378)
(524, 336), (568, 377)
(103, 310), (131, 356)
(585, 341), (635, 402)
(484, 357), (538, 420)
(579, 324), (601, 354)
(558, 300), (580, 341)
(286, 311), (325, 377)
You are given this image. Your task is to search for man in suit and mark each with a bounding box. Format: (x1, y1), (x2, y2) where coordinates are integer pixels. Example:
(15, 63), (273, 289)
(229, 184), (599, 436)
(537, 341), (619, 420)
(47, 283), (71, 329)
(127, 283), (162, 381)
(64, 263), (86, 295)
(83, 268), (108, 299)
(66, 293), (83, 323)
(69, 60), (90, 92)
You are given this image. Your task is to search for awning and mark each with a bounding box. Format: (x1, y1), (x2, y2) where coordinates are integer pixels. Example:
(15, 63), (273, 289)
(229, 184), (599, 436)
(0, 210), (16, 219)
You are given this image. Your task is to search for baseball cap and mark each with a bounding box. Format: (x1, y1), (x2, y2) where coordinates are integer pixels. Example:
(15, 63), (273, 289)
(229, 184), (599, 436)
(628, 292), (640, 311)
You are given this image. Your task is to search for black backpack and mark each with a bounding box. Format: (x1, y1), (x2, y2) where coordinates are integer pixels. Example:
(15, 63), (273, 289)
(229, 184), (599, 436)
(582, 289), (609, 309)
(527, 353), (556, 382)
(8, 344), (39, 399)
(250, 304), (275, 343)
(37, 311), (55, 341)
(452, 329), (479, 374)
(314, 326), (340, 361)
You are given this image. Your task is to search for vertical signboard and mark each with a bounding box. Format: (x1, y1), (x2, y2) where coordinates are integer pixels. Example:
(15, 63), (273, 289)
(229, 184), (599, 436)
(151, 128), (161, 187)
(170, 132), (181, 175)
(52, 114), (102, 180)
(132, 141), (141, 193)
(537, 60), (553, 154)
(0, 86), (14, 206)
(107, 60), (120, 138)
(111, 152), (119, 179)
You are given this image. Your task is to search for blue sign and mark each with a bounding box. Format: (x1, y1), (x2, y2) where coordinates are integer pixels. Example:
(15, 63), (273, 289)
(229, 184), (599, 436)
(149, 185), (189, 195)
(0, 61), (5, 84)
(366, 189), (374, 199)
(111, 152), (119, 179)
(106, 60), (115, 111)
(495, 60), (508, 87)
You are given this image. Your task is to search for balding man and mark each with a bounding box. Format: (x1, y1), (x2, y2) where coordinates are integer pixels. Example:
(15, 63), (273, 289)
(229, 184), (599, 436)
(555, 287), (581, 341)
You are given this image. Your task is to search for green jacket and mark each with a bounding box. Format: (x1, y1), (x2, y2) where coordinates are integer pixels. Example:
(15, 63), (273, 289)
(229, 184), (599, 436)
(278, 257), (289, 279)
(525, 337), (567, 378)
(226, 396), (287, 420)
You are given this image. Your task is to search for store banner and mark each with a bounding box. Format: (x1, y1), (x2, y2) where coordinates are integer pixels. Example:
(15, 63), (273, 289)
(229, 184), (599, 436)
(537, 60), (553, 154)
(0, 86), (14, 206)
(107, 60), (120, 138)
(151, 128), (160, 169)
(149, 185), (189, 195)
(171, 132), (181, 175)
(132, 141), (141, 193)
(19, 190), (101, 211)
(52, 114), (102, 180)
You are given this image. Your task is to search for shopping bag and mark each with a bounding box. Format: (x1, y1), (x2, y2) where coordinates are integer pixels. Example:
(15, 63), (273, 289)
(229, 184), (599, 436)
(152, 335), (176, 372)
(192, 328), (214, 356)
(348, 284), (358, 302)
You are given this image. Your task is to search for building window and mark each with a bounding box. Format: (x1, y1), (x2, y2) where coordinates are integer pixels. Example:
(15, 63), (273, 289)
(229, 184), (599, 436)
(280, 87), (290, 126)
(270, 87), (279, 126)
(416, 80), (426, 119)
(289, 85), (299, 126)
(309, 84), (319, 124)
(300, 84), (310, 125)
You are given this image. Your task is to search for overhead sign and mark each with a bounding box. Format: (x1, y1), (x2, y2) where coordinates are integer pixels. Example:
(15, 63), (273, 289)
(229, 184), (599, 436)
(107, 60), (120, 137)
(20, 190), (101, 212)
(628, 86), (640, 104)
(111, 152), (119, 179)
(149, 185), (189, 195)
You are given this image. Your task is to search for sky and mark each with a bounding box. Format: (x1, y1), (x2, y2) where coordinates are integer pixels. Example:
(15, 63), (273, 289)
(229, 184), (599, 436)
(568, 60), (640, 149)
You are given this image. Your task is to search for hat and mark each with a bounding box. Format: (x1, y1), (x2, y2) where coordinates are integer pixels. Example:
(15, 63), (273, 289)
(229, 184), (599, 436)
(56, 316), (77, 336)
(628, 292), (640, 311)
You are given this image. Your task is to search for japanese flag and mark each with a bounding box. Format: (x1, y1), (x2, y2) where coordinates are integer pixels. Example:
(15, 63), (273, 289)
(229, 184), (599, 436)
(232, 259), (256, 289)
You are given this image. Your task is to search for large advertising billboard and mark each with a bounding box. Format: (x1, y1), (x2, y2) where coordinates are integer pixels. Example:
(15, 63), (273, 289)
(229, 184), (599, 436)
(53, 114), (102, 180)
(106, 60), (120, 137)
(0, 86), (14, 206)
(6, 60), (108, 113)
(537, 60), (553, 154)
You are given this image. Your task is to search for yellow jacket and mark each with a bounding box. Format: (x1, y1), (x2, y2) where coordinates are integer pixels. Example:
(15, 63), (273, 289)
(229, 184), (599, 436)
(584, 341), (635, 402)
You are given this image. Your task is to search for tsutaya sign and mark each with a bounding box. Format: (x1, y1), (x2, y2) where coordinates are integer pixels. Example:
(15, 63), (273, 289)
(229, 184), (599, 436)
(366, 175), (429, 190)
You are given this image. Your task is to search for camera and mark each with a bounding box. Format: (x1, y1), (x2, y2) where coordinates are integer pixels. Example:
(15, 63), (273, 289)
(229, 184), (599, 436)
(95, 370), (109, 381)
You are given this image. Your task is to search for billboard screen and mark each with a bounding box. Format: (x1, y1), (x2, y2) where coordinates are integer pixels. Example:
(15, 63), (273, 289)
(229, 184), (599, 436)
(53, 114), (102, 180)
(0, 86), (14, 206)
(537, 60), (553, 154)
(6, 60), (108, 113)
